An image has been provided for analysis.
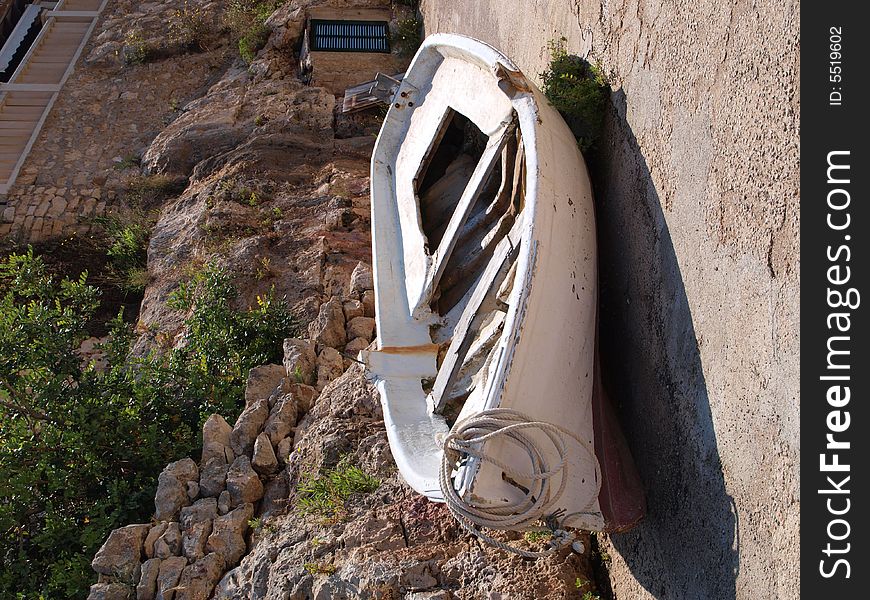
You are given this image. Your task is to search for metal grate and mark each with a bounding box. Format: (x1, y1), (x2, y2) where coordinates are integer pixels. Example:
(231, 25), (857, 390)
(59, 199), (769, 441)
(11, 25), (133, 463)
(310, 19), (390, 53)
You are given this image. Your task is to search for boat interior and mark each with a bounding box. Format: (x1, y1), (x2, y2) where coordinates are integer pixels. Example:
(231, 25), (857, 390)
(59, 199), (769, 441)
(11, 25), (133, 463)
(412, 107), (527, 428)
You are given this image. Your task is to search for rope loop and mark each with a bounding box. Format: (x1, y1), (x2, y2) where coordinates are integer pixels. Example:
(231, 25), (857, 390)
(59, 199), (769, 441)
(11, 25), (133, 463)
(439, 408), (601, 558)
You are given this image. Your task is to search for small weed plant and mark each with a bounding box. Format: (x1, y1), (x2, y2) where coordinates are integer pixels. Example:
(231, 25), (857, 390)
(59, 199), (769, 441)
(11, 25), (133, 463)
(540, 37), (609, 153)
(169, 1), (215, 51)
(303, 561), (337, 576)
(127, 174), (188, 208)
(93, 212), (152, 294)
(297, 457), (380, 521)
(123, 31), (156, 65)
(524, 529), (554, 544)
(224, 0), (278, 63)
(394, 18), (423, 57)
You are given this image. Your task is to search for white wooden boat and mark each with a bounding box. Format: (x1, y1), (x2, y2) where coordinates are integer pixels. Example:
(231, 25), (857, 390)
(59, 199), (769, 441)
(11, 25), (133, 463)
(362, 34), (643, 536)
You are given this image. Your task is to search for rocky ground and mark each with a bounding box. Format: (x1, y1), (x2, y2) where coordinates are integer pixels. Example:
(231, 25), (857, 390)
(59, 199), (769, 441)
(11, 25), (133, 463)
(421, 0), (799, 598)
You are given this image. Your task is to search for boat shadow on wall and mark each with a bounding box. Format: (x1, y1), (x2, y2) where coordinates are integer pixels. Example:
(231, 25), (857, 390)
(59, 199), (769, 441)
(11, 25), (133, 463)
(590, 88), (739, 599)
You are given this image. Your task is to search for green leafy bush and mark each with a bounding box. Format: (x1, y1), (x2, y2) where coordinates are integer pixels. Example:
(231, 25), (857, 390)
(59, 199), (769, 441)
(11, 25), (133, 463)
(0, 251), (298, 598)
(540, 37), (609, 153)
(224, 0), (278, 63)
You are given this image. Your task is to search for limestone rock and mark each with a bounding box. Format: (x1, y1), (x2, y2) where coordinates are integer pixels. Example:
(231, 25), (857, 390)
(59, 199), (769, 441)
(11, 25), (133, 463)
(179, 498), (218, 530)
(155, 459), (199, 521)
(289, 382), (318, 414)
(198, 458), (229, 498)
(344, 336), (370, 357)
(137, 558), (161, 600)
(349, 262), (374, 295)
(251, 432), (279, 475)
(226, 456), (264, 507)
(92, 523), (150, 581)
(343, 299), (364, 321)
(87, 583), (133, 600)
(244, 363), (286, 406)
(144, 523), (168, 559)
(155, 556), (187, 600)
(141, 95), (251, 177)
(341, 511), (404, 552)
(153, 522), (182, 559)
(182, 520), (213, 562)
(276, 436), (294, 466)
(186, 480), (199, 501)
(316, 347), (344, 391)
(265, 3), (306, 51)
(261, 473), (289, 518)
(308, 297), (346, 349)
(174, 553), (224, 600)
(263, 394), (298, 444)
(346, 316), (375, 342)
(230, 399), (269, 457)
(217, 490), (232, 515)
(283, 337), (316, 385)
(361, 289), (376, 317)
(201, 414), (232, 464)
(206, 503), (254, 568)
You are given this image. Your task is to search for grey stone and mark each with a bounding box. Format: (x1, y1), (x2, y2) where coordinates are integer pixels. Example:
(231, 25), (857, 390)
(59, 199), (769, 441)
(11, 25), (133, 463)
(137, 558), (161, 600)
(346, 316), (375, 342)
(230, 399), (269, 457)
(201, 414), (232, 464)
(349, 262), (373, 295)
(92, 523), (150, 581)
(283, 337), (317, 385)
(315, 347), (344, 391)
(263, 395), (298, 445)
(308, 297), (346, 349)
(174, 552), (224, 600)
(244, 364), (286, 406)
(155, 459), (199, 521)
(153, 522), (181, 559)
(226, 456), (264, 507)
(251, 432), (279, 475)
(155, 556), (187, 600)
(206, 503), (254, 568)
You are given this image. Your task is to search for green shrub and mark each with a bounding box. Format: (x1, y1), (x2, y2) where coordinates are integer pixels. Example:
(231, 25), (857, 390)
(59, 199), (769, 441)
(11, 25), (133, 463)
(224, 0), (277, 63)
(540, 37), (609, 153)
(0, 251), (298, 598)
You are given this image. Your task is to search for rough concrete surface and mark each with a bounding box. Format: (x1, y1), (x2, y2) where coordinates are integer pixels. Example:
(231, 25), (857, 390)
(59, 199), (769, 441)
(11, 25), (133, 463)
(422, 0), (799, 598)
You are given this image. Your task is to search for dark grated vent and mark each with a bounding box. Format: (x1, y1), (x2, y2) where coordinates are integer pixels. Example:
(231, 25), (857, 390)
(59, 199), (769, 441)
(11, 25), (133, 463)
(310, 19), (390, 53)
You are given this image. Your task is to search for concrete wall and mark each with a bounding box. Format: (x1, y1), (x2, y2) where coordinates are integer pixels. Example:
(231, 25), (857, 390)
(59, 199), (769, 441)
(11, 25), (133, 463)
(421, 0), (799, 598)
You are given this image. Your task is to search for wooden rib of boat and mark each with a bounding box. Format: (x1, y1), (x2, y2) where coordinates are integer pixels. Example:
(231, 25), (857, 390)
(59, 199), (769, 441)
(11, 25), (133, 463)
(362, 34), (644, 533)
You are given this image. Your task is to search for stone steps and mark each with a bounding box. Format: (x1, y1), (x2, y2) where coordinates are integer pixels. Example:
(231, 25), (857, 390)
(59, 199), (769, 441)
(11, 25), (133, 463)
(0, 1), (106, 193)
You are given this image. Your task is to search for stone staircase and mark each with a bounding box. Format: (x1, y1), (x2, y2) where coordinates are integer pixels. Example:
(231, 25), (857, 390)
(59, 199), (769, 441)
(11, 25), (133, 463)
(0, 0), (106, 193)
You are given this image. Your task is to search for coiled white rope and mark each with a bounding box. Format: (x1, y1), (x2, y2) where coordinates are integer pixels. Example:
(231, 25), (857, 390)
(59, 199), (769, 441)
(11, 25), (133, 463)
(439, 408), (601, 558)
